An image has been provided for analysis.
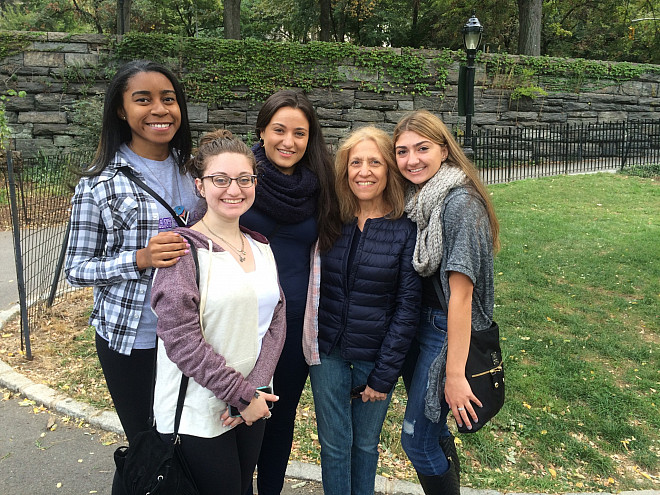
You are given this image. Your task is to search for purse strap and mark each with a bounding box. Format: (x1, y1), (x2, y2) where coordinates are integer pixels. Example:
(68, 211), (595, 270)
(170, 237), (199, 440)
(119, 166), (187, 227)
(432, 273), (449, 314)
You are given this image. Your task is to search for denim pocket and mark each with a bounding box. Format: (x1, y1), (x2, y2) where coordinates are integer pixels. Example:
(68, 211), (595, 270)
(430, 314), (448, 333)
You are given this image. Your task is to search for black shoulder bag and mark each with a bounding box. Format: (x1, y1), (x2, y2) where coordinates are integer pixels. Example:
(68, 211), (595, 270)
(432, 275), (505, 433)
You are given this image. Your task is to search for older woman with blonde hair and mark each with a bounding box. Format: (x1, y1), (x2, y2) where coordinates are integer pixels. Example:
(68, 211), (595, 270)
(307, 126), (421, 495)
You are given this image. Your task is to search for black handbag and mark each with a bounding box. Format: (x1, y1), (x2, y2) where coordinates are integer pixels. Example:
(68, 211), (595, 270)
(432, 276), (505, 433)
(113, 226), (201, 494)
(113, 376), (199, 495)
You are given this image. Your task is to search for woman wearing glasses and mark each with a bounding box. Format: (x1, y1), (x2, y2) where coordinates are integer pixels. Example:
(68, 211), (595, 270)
(151, 129), (286, 495)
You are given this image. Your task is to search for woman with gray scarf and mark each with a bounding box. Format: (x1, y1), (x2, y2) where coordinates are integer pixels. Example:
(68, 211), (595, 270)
(393, 110), (500, 495)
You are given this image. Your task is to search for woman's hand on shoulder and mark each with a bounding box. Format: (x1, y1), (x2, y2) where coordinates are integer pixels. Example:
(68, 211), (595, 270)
(136, 232), (190, 270)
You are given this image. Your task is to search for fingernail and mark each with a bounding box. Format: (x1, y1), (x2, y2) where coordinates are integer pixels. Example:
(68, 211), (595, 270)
(184, 249), (190, 254)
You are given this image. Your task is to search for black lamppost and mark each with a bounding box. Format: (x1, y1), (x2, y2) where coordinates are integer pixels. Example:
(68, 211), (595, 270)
(461, 11), (483, 155)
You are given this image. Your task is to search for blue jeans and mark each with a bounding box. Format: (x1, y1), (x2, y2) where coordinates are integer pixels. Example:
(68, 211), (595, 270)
(309, 348), (393, 495)
(401, 307), (451, 476)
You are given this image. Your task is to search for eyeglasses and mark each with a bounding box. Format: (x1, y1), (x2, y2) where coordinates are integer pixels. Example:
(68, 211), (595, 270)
(201, 174), (257, 188)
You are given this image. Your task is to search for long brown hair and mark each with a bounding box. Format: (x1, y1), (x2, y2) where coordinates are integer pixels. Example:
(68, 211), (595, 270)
(255, 89), (340, 251)
(334, 126), (405, 224)
(393, 110), (500, 252)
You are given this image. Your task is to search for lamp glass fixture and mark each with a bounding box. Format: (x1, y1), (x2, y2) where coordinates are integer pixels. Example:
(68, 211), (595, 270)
(462, 12), (483, 51)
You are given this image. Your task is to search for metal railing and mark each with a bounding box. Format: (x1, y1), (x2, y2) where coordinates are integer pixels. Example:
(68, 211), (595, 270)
(474, 120), (660, 184)
(2, 150), (92, 359)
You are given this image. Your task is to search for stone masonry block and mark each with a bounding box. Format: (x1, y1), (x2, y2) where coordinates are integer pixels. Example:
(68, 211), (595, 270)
(344, 109), (384, 123)
(355, 99), (398, 111)
(64, 53), (99, 66)
(5, 96), (35, 112)
(208, 110), (246, 124)
(187, 103), (209, 123)
(18, 111), (67, 124)
(35, 93), (76, 111)
(308, 89), (354, 109)
(33, 124), (74, 136)
(15, 138), (54, 156)
(24, 51), (64, 67)
(33, 42), (89, 53)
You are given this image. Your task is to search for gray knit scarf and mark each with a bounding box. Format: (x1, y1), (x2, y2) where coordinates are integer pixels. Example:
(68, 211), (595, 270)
(404, 165), (468, 277)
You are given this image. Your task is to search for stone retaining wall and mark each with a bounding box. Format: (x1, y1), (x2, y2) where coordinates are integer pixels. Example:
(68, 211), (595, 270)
(2, 32), (660, 156)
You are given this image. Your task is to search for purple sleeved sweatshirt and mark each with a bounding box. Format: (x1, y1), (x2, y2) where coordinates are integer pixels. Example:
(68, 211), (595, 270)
(151, 226), (286, 412)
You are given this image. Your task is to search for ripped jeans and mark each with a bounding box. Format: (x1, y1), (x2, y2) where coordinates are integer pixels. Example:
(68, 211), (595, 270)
(400, 306), (451, 476)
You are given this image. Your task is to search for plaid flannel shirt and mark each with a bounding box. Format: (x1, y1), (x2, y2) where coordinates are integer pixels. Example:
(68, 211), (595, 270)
(65, 153), (161, 355)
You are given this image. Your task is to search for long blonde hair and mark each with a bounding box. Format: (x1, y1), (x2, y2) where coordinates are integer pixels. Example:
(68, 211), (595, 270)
(393, 110), (500, 252)
(334, 126), (406, 224)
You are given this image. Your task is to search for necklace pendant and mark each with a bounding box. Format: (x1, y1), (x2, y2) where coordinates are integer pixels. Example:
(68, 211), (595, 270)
(238, 255), (246, 263)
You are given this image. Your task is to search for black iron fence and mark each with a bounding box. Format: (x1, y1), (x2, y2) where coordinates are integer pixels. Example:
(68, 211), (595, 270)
(2, 119), (659, 358)
(2, 150), (93, 359)
(473, 120), (660, 184)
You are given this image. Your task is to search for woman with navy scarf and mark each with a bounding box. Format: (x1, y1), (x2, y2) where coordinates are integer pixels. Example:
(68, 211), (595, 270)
(241, 89), (339, 495)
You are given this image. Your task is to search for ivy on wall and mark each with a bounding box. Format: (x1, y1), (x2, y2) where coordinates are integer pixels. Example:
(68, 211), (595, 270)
(485, 52), (660, 93)
(0, 32), (34, 60)
(1, 31), (660, 106)
(112, 33), (456, 102)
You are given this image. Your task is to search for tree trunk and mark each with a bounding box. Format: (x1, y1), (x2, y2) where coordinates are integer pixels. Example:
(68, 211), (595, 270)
(517, 0), (542, 55)
(320, 0), (332, 41)
(224, 0), (241, 39)
(409, 0), (419, 47)
(116, 0), (132, 34)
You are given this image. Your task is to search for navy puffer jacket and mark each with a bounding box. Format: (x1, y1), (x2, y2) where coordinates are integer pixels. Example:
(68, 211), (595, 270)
(317, 216), (422, 393)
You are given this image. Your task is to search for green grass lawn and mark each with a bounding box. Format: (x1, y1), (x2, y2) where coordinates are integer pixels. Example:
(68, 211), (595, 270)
(11, 172), (658, 493)
(294, 173), (659, 492)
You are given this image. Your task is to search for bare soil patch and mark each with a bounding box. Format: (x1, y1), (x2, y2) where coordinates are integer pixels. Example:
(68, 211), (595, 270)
(0, 288), (112, 409)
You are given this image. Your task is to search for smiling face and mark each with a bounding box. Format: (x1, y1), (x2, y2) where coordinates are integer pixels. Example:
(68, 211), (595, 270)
(260, 106), (309, 175)
(394, 130), (448, 186)
(196, 152), (256, 223)
(347, 139), (388, 209)
(118, 71), (181, 160)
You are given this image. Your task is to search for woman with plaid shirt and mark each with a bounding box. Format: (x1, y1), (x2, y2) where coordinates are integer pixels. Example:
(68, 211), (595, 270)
(65, 60), (204, 495)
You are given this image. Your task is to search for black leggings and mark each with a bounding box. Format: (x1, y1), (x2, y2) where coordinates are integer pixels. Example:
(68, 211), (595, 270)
(252, 314), (309, 495)
(95, 333), (156, 442)
(165, 421), (266, 495)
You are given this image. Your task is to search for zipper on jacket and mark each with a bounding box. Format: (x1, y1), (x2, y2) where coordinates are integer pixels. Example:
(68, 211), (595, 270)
(329, 219), (371, 353)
